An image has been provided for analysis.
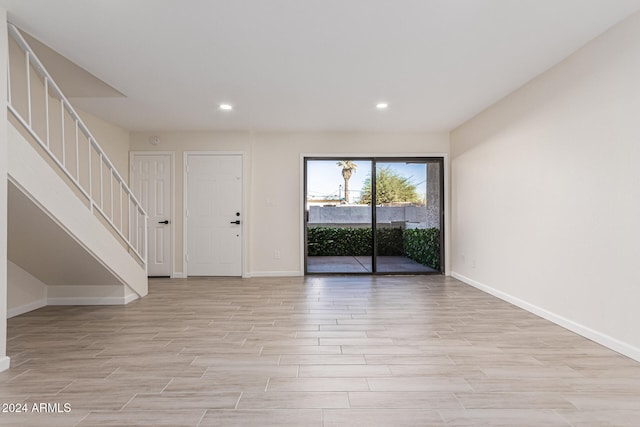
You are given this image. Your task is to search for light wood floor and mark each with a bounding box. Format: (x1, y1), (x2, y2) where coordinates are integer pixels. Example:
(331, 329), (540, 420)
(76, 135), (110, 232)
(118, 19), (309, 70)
(1, 275), (640, 426)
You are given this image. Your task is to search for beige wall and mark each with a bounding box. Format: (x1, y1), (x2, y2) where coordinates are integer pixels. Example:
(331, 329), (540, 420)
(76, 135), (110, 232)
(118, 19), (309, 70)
(451, 11), (640, 360)
(130, 131), (449, 276)
(7, 261), (47, 317)
(77, 109), (130, 181)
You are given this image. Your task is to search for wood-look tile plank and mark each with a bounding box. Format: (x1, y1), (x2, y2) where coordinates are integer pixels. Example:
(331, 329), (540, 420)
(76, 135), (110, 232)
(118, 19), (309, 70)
(76, 409), (206, 426)
(367, 377), (473, 392)
(565, 377), (640, 393)
(267, 377), (370, 392)
(465, 377), (576, 393)
(123, 392), (240, 410)
(561, 392), (640, 410)
(388, 364), (487, 378)
(236, 391), (350, 409)
(202, 365), (299, 378)
(323, 409), (446, 426)
(0, 377), (73, 394)
(348, 391), (462, 409)
(299, 364), (392, 378)
(365, 355), (453, 365)
(319, 338), (394, 346)
(260, 345), (342, 355)
(454, 391), (576, 409)
(480, 366), (582, 378)
(341, 345), (426, 355)
(438, 409), (571, 426)
(59, 378), (171, 395)
(279, 355), (366, 365)
(198, 409), (323, 426)
(295, 331), (367, 339)
(165, 376), (269, 393)
(555, 409), (640, 426)
(23, 393), (135, 411)
(191, 354), (280, 366)
(0, 412), (89, 427)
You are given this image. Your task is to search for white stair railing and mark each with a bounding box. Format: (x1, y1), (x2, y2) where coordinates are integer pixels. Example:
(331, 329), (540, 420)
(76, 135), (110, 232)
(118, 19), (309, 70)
(6, 23), (147, 267)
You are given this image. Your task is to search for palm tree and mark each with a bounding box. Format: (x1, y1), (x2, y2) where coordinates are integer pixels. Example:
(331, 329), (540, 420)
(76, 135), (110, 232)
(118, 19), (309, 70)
(337, 160), (357, 203)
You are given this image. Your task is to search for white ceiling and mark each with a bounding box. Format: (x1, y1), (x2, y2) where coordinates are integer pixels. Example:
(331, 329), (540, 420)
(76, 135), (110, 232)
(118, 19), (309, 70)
(2, 0), (640, 132)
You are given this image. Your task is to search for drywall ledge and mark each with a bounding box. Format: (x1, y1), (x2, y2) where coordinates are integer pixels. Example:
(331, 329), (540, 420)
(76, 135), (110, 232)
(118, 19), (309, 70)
(47, 285), (139, 305)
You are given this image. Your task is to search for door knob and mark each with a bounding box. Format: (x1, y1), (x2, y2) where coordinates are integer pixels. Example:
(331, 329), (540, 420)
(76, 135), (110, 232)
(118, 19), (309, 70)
(230, 220), (241, 224)
(158, 220), (169, 224)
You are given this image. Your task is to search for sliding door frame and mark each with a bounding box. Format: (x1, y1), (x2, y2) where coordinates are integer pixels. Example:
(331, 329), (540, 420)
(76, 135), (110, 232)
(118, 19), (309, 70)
(302, 155), (446, 275)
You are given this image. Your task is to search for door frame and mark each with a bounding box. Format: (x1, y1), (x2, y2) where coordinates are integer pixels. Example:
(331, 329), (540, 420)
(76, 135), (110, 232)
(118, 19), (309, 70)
(301, 153), (449, 275)
(129, 151), (175, 278)
(183, 151), (247, 278)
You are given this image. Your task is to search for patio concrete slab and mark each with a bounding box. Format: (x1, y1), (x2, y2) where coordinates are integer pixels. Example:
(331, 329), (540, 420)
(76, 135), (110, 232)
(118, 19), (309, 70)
(307, 256), (437, 274)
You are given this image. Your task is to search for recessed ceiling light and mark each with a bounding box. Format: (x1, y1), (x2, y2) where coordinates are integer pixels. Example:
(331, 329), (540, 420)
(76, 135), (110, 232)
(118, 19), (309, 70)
(376, 102), (389, 110)
(219, 103), (233, 111)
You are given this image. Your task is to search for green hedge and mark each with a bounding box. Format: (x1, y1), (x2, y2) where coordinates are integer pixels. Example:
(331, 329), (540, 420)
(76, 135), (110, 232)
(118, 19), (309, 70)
(403, 228), (440, 270)
(376, 228), (404, 256)
(307, 226), (440, 270)
(307, 227), (372, 256)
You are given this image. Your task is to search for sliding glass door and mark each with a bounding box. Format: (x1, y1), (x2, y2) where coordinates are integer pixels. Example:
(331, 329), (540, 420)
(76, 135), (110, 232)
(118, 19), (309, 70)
(305, 157), (443, 275)
(374, 159), (442, 273)
(305, 159), (373, 273)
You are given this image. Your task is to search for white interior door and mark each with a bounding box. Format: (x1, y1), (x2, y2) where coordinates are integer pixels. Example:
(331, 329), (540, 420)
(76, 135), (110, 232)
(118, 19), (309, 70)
(186, 154), (243, 276)
(132, 153), (172, 276)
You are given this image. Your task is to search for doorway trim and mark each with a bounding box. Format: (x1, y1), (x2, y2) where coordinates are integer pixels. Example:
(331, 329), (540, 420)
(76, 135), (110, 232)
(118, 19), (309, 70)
(300, 152), (449, 275)
(183, 151), (247, 278)
(130, 151), (175, 278)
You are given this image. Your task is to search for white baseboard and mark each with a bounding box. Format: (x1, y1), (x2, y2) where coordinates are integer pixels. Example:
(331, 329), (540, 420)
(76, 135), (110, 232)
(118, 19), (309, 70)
(7, 294), (140, 318)
(249, 271), (303, 277)
(0, 356), (11, 372)
(47, 296), (134, 306)
(173, 271), (303, 278)
(7, 298), (47, 318)
(451, 271), (640, 363)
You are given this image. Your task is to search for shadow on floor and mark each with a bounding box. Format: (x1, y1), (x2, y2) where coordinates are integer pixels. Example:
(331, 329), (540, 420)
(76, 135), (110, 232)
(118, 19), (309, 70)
(307, 256), (438, 273)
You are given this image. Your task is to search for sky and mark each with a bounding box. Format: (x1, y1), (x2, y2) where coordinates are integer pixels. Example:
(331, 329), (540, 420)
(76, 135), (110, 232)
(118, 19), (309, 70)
(306, 160), (427, 203)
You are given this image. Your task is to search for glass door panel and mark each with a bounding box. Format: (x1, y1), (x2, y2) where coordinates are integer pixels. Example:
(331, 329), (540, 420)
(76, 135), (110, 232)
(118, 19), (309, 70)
(305, 159), (373, 273)
(375, 159), (442, 273)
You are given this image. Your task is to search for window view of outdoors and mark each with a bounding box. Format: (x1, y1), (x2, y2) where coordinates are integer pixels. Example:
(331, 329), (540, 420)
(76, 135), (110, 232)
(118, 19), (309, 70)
(305, 158), (442, 274)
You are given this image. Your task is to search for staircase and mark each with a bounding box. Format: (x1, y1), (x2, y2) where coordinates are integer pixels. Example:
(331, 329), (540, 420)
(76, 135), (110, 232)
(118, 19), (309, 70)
(5, 24), (148, 316)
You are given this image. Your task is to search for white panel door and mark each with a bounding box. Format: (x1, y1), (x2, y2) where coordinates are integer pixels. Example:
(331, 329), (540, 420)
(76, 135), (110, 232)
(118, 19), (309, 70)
(186, 154), (242, 276)
(132, 154), (172, 276)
